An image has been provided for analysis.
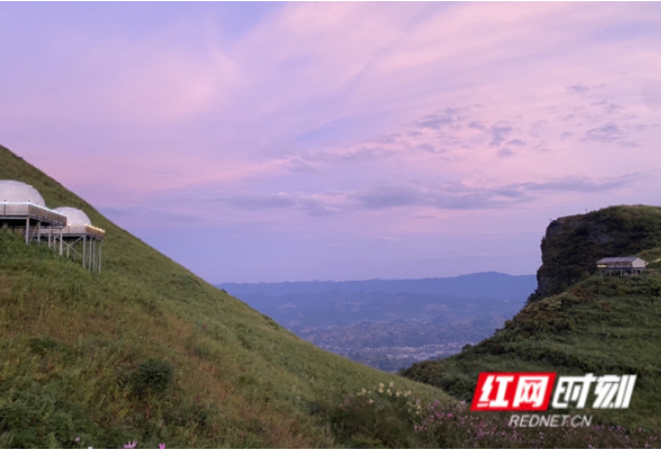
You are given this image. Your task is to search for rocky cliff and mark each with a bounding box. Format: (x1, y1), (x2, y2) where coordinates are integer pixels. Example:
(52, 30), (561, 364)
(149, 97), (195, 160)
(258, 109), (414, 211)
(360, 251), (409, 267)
(529, 205), (661, 301)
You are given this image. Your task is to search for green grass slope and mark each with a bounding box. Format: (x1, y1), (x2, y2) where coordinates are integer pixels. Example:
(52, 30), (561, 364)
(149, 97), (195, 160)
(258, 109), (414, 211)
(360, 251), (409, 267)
(402, 205), (661, 432)
(0, 145), (444, 448)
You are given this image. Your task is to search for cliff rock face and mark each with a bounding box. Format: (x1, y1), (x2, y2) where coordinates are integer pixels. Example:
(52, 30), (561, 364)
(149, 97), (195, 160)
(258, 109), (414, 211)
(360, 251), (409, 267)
(530, 205), (661, 301)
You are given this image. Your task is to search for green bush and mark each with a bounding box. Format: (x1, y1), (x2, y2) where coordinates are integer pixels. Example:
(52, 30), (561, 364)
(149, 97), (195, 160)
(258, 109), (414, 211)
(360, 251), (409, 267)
(331, 382), (422, 448)
(127, 359), (174, 398)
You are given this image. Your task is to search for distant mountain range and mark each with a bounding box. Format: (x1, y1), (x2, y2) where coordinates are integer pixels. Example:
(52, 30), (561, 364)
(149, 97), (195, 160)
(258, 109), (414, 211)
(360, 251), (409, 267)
(217, 272), (537, 371)
(221, 271), (535, 300)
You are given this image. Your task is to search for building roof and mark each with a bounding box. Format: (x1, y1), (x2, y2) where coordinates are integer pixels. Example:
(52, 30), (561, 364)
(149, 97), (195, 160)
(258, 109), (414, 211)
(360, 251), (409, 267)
(0, 180), (46, 205)
(596, 256), (647, 267)
(597, 256), (643, 263)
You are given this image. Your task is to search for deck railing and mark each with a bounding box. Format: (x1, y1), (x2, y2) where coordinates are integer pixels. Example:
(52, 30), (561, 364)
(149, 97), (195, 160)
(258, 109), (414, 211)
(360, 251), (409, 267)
(0, 202), (68, 225)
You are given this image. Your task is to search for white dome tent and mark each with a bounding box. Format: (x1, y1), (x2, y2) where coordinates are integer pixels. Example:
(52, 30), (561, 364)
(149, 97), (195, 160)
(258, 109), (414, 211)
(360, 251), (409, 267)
(0, 179), (47, 205)
(0, 179), (67, 245)
(47, 206), (106, 272)
(1, 179), (105, 273)
(55, 207), (92, 226)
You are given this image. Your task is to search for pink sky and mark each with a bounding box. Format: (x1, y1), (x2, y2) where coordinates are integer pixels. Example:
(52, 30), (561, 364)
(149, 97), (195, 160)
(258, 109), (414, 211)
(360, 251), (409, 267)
(1, 2), (660, 282)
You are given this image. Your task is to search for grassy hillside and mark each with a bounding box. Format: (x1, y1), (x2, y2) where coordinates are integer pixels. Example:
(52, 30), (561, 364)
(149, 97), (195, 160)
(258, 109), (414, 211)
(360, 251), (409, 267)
(402, 205), (661, 433)
(0, 145), (445, 448)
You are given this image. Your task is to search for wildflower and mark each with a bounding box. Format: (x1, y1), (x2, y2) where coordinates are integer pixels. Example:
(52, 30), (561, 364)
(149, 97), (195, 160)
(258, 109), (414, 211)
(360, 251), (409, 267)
(159, 444), (166, 449)
(386, 389), (392, 396)
(75, 437), (80, 442)
(389, 381), (394, 388)
(123, 441), (137, 449)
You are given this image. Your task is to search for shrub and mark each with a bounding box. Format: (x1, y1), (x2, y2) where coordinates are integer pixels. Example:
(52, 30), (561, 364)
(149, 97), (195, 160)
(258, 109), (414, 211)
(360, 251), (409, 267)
(127, 359), (174, 398)
(331, 382), (423, 448)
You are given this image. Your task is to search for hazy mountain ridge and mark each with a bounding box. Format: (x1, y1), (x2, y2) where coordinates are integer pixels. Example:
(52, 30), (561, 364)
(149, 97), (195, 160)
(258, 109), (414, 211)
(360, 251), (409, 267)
(221, 271), (536, 300)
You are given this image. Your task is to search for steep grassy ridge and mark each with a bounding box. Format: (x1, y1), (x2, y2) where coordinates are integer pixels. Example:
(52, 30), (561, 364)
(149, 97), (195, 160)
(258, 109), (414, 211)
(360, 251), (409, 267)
(0, 145), (444, 448)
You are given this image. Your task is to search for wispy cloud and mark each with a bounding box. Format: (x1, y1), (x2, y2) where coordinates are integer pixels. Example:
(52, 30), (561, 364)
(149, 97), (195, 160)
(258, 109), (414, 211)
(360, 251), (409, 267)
(140, 173), (641, 231)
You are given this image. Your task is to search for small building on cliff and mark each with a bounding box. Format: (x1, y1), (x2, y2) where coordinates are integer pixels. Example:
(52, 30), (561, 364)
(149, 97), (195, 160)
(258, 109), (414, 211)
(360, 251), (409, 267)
(596, 256), (647, 276)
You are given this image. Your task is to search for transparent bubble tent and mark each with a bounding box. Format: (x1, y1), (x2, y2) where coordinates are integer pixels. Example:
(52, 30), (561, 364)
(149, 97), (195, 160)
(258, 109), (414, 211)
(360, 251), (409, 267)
(1, 180), (105, 272)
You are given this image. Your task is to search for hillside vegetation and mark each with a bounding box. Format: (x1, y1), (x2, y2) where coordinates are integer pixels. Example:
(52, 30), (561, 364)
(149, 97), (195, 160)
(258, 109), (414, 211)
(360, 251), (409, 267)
(0, 145), (445, 448)
(402, 205), (661, 433)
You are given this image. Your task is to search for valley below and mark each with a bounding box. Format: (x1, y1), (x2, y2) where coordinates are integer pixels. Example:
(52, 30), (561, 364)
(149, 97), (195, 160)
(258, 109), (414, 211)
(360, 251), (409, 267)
(218, 272), (536, 371)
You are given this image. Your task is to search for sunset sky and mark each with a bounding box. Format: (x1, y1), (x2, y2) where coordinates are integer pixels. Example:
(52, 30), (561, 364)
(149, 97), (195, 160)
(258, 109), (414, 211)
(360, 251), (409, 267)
(1, 2), (660, 283)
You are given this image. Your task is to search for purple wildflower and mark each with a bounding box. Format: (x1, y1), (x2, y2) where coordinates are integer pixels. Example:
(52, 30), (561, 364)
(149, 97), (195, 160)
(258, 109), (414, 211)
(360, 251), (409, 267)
(159, 444), (166, 449)
(75, 437), (80, 442)
(123, 441), (137, 449)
